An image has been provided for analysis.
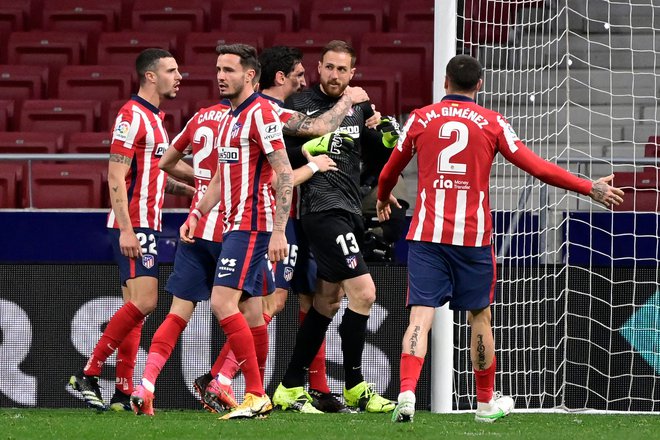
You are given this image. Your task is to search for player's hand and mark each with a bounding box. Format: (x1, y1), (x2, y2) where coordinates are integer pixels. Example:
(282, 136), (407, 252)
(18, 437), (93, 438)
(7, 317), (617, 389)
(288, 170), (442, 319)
(119, 229), (142, 259)
(343, 86), (369, 105)
(376, 194), (402, 222)
(589, 174), (625, 208)
(302, 148), (338, 172)
(377, 116), (401, 148)
(302, 132), (353, 156)
(268, 230), (288, 262)
(180, 214), (198, 244)
(365, 105), (381, 129)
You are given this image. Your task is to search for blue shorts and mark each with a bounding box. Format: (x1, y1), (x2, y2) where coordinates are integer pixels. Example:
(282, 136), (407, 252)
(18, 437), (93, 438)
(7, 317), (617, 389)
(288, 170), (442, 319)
(407, 241), (496, 311)
(274, 219), (317, 295)
(214, 231), (275, 297)
(109, 228), (160, 286)
(165, 238), (223, 302)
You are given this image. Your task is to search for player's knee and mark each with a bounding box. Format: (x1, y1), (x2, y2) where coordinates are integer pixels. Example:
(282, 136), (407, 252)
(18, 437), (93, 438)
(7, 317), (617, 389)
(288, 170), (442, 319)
(132, 295), (157, 315)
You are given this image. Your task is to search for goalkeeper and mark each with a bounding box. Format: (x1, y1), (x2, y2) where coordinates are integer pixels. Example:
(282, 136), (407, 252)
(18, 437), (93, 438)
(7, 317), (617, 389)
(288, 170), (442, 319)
(377, 54), (625, 424)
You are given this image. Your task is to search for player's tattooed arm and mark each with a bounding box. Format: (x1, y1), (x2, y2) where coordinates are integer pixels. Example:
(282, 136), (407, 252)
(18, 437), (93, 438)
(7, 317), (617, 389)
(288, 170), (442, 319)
(165, 176), (195, 197)
(108, 154), (133, 230)
(267, 149), (294, 232)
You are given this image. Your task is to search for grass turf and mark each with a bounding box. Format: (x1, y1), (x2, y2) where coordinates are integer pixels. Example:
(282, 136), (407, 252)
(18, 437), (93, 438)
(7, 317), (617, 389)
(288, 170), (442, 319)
(2, 409), (659, 440)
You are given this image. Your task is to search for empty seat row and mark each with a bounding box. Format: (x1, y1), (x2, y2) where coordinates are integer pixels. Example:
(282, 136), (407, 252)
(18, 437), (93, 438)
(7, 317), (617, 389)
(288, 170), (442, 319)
(0, 162), (192, 209)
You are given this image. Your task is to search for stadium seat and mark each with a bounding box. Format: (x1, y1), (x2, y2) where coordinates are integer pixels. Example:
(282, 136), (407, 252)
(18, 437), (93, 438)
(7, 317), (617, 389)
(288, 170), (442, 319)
(0, 0), (29, 34)
(215, 0), (297, 37)
(613, 170), (659, 212)
(105, 99), (187, 136)
(57, 65), (135, 101)
(176, 65), (220, 109)
(65, 131), (111, 154)
(644, 136), (660, 158)
(162, 193), (193, 209)
(0, 65), (48, 102)
(182, 32), (264, 66)
(270, 32), (353, 85)
(359, 33), (433, 113)
(131, 0), (207, 34)
(307, 0), (386, 46)
(0, 100), (15, 131)
(350, 66), (401, 117)
(7, 31), (88, 67)
(42, 0), (120, 34)
(390, 0), (434, 33)
(0, 131), (64, 154)
(19, 99), (100, 133)
(95, 32), (176, 65)
(0, 162), (23, 208)
(23, 161), (106, 208)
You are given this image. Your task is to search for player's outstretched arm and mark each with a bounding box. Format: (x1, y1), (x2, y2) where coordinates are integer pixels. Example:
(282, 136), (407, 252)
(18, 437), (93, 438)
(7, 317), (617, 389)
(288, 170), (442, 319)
(165, 176), (195, 197)
(267, 149), (293, 262)
(108, 154), (141, 258)
(282, 86), (369, 137)
(589, 174), (625, 208)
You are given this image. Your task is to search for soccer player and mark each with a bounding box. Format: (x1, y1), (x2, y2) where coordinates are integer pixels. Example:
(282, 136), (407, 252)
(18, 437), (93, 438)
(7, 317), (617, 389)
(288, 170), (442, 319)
(69, 48), (194, 411)
(377, 54), (625, 423)
(272, 40), (395, 414)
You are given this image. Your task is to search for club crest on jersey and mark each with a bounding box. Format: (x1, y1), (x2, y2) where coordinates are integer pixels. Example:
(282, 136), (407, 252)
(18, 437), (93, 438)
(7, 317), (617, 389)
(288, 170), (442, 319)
(231, 122), (242, 138)
(218, 146), (239, 162)
(113, 120), (131, 143)
(284, 266), (294, 282)
(142, 254), (155, 269)
(346, 255), (358, 269)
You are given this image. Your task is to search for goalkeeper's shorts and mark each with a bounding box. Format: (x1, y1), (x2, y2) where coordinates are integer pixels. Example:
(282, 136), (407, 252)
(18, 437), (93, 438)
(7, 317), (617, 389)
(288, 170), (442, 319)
(406, 241), (495, 311)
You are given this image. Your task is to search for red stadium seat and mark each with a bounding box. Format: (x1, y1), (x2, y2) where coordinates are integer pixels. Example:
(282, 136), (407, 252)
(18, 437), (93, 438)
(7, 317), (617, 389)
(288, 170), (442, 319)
(0, 131), (64, 154)
(182, 32), (264, 66)
(307, 0), (386, 46)
(176, 65), (220, 109)
(390, 0), (434, 33)
(0, 65), (48, 101)
(270, 32), (354, 85)
(0, 0), (29, 34)
(613, 170), (659, 212)
(162, 193), (193, 209)
(57, 65), (135, 101)
(131, 0), (207, 34)
(644, 136), (660, 158)
(19, 99), (100, 133)
(215, 0), (297, 37)
(359, 32), (433, 113)
(66, 132), (111, 154)
(351, 66), (401, 117)
(95, 32), (176, 65)
(0, 162), (23, 208)
(7, 31), (88, 67)
(42, 0), (120, 34)
(0, 100), (15, 131)
(24, 162), (106, 208)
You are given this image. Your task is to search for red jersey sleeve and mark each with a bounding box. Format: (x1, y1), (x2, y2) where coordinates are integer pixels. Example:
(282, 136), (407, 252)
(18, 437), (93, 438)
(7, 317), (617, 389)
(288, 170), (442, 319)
(377, 111), (419, 201)
(170, 112), (197, 155)
(495, 115), (592, 195)
(253, 104), (285, 154)
(109, 106), (142, 159)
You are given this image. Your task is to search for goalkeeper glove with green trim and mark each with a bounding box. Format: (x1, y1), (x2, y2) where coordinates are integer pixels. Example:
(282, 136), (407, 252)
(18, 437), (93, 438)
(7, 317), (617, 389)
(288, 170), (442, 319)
(302, 132), (354, 156)
(377, 116), (401, 148)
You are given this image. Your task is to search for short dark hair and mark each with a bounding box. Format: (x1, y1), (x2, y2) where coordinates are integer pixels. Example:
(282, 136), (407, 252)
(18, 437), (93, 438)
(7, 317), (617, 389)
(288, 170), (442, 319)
(446, 55), (483, 92)
(321, 40), (356, 67)
(136, 48), (174, 85)
(216, 43), (261, 82)
(258, 46), (303, 90)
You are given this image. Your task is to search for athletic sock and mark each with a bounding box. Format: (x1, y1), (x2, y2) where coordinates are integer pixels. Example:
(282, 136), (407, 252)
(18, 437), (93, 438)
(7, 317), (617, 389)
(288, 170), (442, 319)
(142, 314), (188, 387)
(115, 319), (143, 393)
(84, 302), (145, 377)
(400, 353), (425, 394)
(220, 313), (263, 396)
(339, 307), (369, 389)
(211, 344), (239, 379)
(300, 310), (330, 394)
(282, 306), (332, 389)
(474, 356), (496, 403)
(250, 324), (269, 384)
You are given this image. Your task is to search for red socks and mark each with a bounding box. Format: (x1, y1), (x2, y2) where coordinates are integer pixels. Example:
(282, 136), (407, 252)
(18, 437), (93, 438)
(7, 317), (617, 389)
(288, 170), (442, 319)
(250, 325), (269, 383)
(141, 314), (188, 387)
(84, 302), (145, 377)
(300, 310), (330, 394)
(474, 357), (496, 403)
(399, 353), (425, 394)
(220, 313), (263, 396)
(115, 319), (143, 393)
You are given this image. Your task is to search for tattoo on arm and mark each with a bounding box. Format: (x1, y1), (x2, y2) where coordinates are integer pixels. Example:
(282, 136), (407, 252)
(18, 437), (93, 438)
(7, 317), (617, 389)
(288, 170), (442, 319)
(282, 94), (352, 137)
(109, 153), (132, 166)
(409, 325), (421, 356)
(591, 182), (608, 203)
(165, 177), (191, 196)
(267, 150), (293, 232)
(476, 334), (486, 370)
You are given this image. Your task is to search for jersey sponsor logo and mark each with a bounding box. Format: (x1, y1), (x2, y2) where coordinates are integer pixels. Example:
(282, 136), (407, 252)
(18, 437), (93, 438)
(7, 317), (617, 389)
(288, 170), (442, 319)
(337, 125), (360, 137)
(433, 175), (454, 189)
(283, 266), (294, 282)
(262, 122), (283, 142)
(113, 120), (131, 144)
(346, 255), (358, 269)
(218, 146), (239, 162)
(154, 143), (167, 157)
(221, 258), (237, 267)
(218, 258), (237, 276)
(142, 254), (155, 269)
(305, 109), (320, 116)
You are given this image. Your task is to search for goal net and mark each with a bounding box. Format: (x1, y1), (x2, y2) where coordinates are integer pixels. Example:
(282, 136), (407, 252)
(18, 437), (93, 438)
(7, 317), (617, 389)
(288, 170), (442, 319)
(450, 0), (660, 412)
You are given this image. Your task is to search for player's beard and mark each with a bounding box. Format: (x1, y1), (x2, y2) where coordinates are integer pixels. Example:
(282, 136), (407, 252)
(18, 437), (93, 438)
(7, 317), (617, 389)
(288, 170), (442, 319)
(219, 81), (243, 101)
(320, 79), (347, 98)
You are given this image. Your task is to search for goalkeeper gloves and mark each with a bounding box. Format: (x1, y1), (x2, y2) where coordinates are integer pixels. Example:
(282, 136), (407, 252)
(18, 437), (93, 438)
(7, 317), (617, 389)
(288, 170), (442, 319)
(377, 116), (401, 148)
(302, 132), (354, 156)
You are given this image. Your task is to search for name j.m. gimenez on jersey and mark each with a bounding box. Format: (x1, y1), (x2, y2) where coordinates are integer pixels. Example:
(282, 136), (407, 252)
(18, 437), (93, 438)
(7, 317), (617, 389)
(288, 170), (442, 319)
(417, 107), (489, 129)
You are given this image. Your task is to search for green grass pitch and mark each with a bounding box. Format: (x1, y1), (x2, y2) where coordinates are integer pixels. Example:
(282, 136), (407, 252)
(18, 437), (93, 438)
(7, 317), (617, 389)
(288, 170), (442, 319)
(2, 409), (659, 440)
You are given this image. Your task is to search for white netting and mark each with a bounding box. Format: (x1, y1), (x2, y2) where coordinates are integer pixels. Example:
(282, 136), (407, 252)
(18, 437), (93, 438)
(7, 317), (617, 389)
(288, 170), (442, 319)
(452, 0), (660, 412)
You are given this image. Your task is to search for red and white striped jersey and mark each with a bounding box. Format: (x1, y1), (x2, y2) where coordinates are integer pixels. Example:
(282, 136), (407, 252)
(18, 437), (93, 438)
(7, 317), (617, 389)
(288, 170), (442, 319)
(170, 102), (230, 241)
(107, 95), (169, 231)
(378, 95), (593, 247)
(215, 93), (286, 233)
